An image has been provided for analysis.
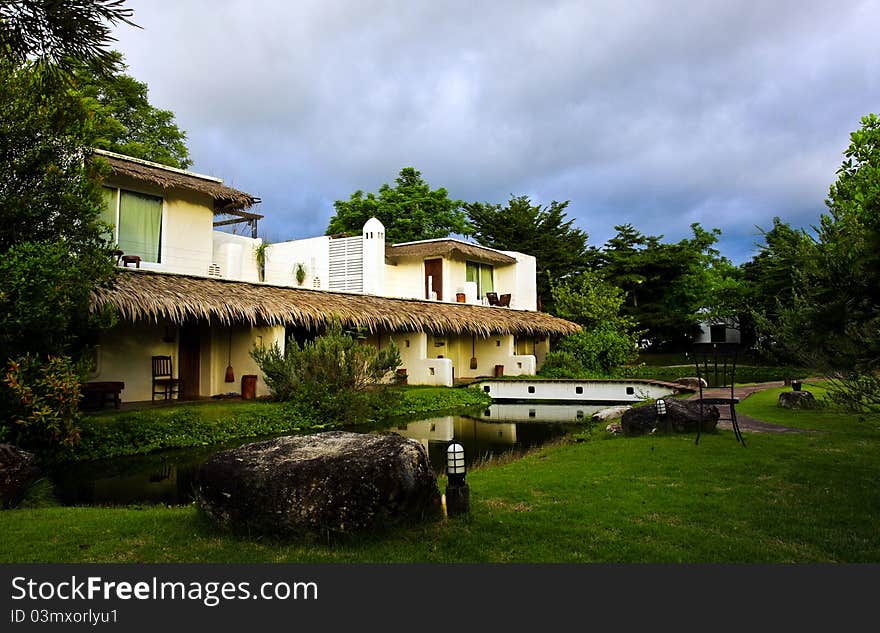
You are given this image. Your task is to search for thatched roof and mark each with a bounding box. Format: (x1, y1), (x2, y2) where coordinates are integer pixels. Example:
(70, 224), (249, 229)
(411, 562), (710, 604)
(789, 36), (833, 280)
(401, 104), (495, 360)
(387, 239), (517, 265)
(93, 149), (261, 215)
(91, 270), (580, 337)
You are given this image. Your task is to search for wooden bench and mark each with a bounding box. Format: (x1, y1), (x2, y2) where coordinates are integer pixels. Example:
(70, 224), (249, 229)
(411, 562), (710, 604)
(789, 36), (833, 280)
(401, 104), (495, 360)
(81, 381), (125, 410)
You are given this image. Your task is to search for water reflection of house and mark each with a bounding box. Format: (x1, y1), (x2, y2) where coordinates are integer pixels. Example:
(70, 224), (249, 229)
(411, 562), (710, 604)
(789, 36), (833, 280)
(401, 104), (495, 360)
(89, 151), (579, 402)
(479, 403), (609, 423)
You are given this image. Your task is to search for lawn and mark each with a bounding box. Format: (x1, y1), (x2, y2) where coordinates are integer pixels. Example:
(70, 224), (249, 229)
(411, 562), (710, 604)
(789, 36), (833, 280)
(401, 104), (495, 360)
(2, 385), (877, 562)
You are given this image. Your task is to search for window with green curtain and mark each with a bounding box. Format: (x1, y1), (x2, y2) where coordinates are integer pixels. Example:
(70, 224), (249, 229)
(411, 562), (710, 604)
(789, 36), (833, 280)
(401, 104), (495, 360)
(118, 190), (162, 263)
(466, 260), (494, 298)
(100, 186), (118, 242)
(480, 264), (494, 296)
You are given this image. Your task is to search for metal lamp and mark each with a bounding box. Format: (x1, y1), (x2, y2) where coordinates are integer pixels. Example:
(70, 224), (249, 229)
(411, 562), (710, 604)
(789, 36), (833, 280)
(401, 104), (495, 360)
(655, 399), (667, 416)
(445, 442), (469, 515)
(446, 442), (466, 485)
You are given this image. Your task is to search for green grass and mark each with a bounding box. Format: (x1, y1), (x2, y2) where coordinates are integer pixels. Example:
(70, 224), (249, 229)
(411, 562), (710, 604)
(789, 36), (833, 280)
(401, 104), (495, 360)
(3, 385), (877, 562)
(65, 386), (491, 462)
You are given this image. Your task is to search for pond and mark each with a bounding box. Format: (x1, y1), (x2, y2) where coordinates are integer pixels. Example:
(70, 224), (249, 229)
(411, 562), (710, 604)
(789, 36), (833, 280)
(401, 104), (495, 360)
(50, 403), (611, 506)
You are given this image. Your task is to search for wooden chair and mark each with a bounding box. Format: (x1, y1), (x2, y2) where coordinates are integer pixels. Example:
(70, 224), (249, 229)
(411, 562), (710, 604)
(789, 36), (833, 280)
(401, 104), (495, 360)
(151, 355), (183, 400)
(485, 292), (500, 306)
(498, 293), (511, 307)
(692, 342), (744, 446)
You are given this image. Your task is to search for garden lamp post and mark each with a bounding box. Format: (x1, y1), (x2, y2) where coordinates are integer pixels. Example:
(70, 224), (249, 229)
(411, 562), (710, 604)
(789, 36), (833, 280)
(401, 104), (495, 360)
(655, 398), (668, 432)
(445, 442), (469, 516)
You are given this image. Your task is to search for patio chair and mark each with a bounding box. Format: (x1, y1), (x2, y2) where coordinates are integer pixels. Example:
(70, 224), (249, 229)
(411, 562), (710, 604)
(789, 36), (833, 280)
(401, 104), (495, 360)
(151, 355), (183, 400)
(485, 292), (500, 306)
(691, 342), (745, 446)
(498, 293), (511, 307)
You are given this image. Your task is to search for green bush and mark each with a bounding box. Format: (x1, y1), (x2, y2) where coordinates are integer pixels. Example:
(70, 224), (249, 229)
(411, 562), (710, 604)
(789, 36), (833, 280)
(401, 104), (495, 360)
(251, 321), (402, 425)
(538, 351), (586, 378)
(555, 325), (638, 374)
(2, 355), (83, 450)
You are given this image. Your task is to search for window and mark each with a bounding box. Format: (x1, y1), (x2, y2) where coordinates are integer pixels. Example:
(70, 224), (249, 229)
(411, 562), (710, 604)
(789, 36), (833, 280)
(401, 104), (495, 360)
(102, 186), (163, 263)
(466, 261), (494, 299)
(710, 324), (727, 343)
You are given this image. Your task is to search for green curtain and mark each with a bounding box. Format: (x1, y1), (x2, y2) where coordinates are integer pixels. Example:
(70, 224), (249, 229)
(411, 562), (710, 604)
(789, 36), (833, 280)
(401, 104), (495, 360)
(100, 187), (118, 242)
(466, 261), (478, 285)
(466, 261), (494, 298)
(118, 190), (162, 263)
(480, 264), (494, 296)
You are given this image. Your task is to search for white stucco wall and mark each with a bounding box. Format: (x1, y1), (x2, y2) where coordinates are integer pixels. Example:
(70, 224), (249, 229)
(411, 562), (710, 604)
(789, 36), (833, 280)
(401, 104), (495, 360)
(473, 380), (675, 403)
(384, 258), (426, 300)
(388, 332), (454, 386)
(212, 231), (261, 282)
(497, 252), (537, 311)
(263, 236), (330, 289)
(207, 325), (284, 398)
(92, 320), (179, 403)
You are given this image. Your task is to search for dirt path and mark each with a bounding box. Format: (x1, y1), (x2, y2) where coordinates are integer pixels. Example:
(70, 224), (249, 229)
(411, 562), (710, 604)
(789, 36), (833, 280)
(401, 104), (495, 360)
(685, 381), (818, 434)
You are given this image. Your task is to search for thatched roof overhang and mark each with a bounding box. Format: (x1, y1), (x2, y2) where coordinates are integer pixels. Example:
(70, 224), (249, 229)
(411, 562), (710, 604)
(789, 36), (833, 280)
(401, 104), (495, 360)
(91, 270), (581, 338)
(387, 240), (517, 266)
(93, 149), (261, 215)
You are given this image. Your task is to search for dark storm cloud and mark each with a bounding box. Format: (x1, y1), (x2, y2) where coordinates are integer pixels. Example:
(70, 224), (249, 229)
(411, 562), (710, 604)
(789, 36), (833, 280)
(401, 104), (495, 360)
(113, 0), (880, 261)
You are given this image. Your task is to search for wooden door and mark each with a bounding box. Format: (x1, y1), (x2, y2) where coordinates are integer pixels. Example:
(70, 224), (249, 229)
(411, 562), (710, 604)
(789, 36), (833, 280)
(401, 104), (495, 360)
(178, 322), (200, 399)
(424, 258), (443, 300)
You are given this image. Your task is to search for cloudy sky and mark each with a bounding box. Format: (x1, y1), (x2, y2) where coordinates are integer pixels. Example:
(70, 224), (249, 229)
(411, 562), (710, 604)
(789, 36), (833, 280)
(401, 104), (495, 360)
(111, 0), (879, 262)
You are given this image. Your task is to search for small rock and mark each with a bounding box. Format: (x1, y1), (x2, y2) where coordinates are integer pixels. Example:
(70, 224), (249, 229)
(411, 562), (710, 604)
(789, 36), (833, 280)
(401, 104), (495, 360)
(605, 422), (623, 435)
(676, 377), (707, 390)
(593, 405), (632, 422)
(0, 444), (41, 509)
(778, 390), (818, 409)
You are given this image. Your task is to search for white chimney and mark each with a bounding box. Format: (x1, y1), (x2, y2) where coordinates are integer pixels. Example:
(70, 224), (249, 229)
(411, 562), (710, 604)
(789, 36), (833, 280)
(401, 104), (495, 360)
(362, 217), (386, 295)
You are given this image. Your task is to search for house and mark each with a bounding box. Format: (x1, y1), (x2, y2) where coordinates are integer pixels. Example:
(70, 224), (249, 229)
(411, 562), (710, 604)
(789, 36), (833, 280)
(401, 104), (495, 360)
(695, 317), (741, 345)
(89, 151), (578, 402)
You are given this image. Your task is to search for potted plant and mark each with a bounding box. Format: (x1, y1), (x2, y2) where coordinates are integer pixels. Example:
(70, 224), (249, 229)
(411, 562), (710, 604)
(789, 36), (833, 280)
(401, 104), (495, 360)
(254, 241), (269, 282)
(295, 262), (306, 285)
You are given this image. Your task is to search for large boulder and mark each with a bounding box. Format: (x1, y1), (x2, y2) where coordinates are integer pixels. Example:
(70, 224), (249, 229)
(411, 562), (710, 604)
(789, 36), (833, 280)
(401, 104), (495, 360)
(778, 390), (818, 409)
(0, 444), (41, 509)
(620, 399), (719, 436)
(197, 431), (441, 536)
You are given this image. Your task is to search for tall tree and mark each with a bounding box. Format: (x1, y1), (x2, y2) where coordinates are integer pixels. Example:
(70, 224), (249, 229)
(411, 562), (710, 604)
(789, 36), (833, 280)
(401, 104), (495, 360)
(73, 51), (191, 168)
(327, 167), (468, 243)
(740, 218), (810, 357)
(0, 0), (134, 73)
(465, 195), (593, 313)
(767, 114), (880, 410)
(0, 1), (133, 447)
(597, 223), (738, 350)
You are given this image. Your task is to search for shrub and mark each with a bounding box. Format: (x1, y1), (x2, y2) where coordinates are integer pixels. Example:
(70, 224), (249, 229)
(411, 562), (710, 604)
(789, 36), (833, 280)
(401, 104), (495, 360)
(249, 341), (298, 401)
(538, 351), (585, 378)
(2, 355), (83, 450)
(252, 321), (402, 425)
